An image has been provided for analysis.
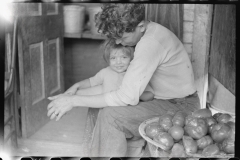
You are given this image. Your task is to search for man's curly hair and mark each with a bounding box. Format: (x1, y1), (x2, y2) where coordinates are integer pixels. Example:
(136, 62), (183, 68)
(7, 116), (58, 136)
(95, 4), (145, 39)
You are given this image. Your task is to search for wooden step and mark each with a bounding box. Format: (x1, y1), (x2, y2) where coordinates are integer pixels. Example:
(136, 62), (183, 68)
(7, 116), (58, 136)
(14, 138), (88, 157)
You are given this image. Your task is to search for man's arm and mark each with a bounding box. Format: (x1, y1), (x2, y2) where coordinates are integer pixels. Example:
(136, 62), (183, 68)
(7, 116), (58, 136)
(72, 94), (108, 108)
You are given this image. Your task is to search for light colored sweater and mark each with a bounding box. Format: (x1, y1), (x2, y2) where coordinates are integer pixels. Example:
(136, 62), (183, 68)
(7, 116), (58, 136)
(104, 22), (196, 106)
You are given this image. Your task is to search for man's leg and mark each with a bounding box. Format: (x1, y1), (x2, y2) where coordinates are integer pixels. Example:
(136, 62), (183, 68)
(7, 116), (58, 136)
(90, 95), (200, 157)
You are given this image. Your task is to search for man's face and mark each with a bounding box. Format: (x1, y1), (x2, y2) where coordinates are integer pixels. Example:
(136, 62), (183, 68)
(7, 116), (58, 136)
(115, 26), (143, 46)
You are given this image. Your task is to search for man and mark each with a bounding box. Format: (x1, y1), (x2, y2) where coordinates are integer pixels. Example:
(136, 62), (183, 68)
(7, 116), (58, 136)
(48, 4), (200, 157)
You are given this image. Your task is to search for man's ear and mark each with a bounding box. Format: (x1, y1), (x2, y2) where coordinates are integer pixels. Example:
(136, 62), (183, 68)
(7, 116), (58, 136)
(137, 21), (146, 33)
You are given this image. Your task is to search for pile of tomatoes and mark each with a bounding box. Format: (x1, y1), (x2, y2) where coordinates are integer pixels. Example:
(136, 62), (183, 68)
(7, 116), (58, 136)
(145, 108), (235, 157)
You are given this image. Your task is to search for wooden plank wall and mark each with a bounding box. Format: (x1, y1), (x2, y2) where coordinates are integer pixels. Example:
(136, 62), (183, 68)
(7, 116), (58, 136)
(183, 4), (195, 59)
(209, 5), (235, 95)
(1, 15), (5, 153)
(64, 38), (107, 89)
(185, 4), (213, 108)
(146, 4), (183, 41)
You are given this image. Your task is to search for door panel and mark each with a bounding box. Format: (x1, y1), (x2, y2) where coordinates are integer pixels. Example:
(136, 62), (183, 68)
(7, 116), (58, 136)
(29, 42), (45, 105)
(48, 38), (61, 95)
(18, 3), (64, 138)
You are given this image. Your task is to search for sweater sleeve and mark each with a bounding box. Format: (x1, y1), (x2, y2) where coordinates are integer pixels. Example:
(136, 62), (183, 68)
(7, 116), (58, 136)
(104, 38), (165, 106)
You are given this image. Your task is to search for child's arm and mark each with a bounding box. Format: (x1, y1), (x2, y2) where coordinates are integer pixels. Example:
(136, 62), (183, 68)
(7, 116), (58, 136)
(65, 67), (105, 96)
(76, 85), (103, 96)
(65, 79), (91, 95)
(140, 91), (154, 102)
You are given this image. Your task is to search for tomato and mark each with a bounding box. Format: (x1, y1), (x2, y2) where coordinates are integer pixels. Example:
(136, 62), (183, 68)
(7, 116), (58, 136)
(227, 121), (235, 128)
(213, 112), (223, 120)
(178, 139), (183, 146)
(208, 124), (215, 134)
(217, 113), (232, 123)
(184, 115), (208, 139)
(202, 144), (220, 156)
(192, 108), (212, 118)
(153, 132), (174, 151)
(166, 109), (177, 116)
(227, 121), (235, 140)
(205, 117), (217, 127)
(158, 150), (170, 157)
(196, 135), (213, 149)
(210, 123), (231, 143)
(172, 111), (186, 127)
(219, 151), (227, 156)
(145, 122), (164, 139)
(159, 114), (173, 131)
(168, 125), (184, 141)
(170, 143), (186, 157)
(197, 149), (203, 154)
(221, 137), (235, 154)
(182, 135), (198, 154)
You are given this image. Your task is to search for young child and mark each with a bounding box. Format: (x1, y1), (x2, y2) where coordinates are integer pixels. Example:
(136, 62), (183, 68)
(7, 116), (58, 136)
(64, 39), (154, 101)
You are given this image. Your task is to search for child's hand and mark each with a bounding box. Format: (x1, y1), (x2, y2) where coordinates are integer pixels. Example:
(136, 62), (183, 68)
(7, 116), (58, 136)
(48, 85), (79, 101)
(48, 94), (64, 100)
(64, 86), (78, 95)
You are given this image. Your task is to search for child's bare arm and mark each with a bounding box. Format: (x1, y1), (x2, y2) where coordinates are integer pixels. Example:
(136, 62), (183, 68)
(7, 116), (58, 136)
(76, 85), (103, 96)
(65, 79), (91, 95)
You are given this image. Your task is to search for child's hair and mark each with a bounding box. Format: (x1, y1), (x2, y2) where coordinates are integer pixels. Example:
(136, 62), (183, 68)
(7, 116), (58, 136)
(102, 39), (134, 64)
(95, 4), (145, 39)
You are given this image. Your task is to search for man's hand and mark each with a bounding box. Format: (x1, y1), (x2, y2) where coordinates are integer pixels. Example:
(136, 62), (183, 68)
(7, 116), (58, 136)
(47, 94), (74, 121)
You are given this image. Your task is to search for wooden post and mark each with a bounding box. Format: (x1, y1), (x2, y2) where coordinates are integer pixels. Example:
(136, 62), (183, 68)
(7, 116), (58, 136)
(192, 4), (213, 108)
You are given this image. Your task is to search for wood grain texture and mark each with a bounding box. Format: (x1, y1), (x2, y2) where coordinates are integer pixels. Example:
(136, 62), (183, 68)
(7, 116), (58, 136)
(64, 38), (107, 89)
(192, 4), (213, 108)
(17, 3), (64, 138)
(209, 5), (235, 95)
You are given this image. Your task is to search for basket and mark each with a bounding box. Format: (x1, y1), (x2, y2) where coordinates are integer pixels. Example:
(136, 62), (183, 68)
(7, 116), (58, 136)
(186, 152), (234, 158)
(139, 116), (235, 158)
(139, 117), (170, 157)
(63, 5), (85, 34)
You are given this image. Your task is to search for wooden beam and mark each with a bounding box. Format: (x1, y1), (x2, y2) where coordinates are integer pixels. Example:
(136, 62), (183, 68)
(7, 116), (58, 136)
(192, 4), (213, 108)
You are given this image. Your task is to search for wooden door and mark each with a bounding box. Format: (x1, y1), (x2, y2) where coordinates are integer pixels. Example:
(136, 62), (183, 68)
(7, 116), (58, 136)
(17, 3), (64, 138)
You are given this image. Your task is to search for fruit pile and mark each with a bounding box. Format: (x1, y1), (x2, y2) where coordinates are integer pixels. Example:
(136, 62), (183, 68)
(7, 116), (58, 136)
(144, 108), (235, 157)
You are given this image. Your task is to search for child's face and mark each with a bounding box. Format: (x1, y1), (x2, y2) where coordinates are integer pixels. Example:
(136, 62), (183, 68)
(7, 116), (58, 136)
(109, 49), (131, 73)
